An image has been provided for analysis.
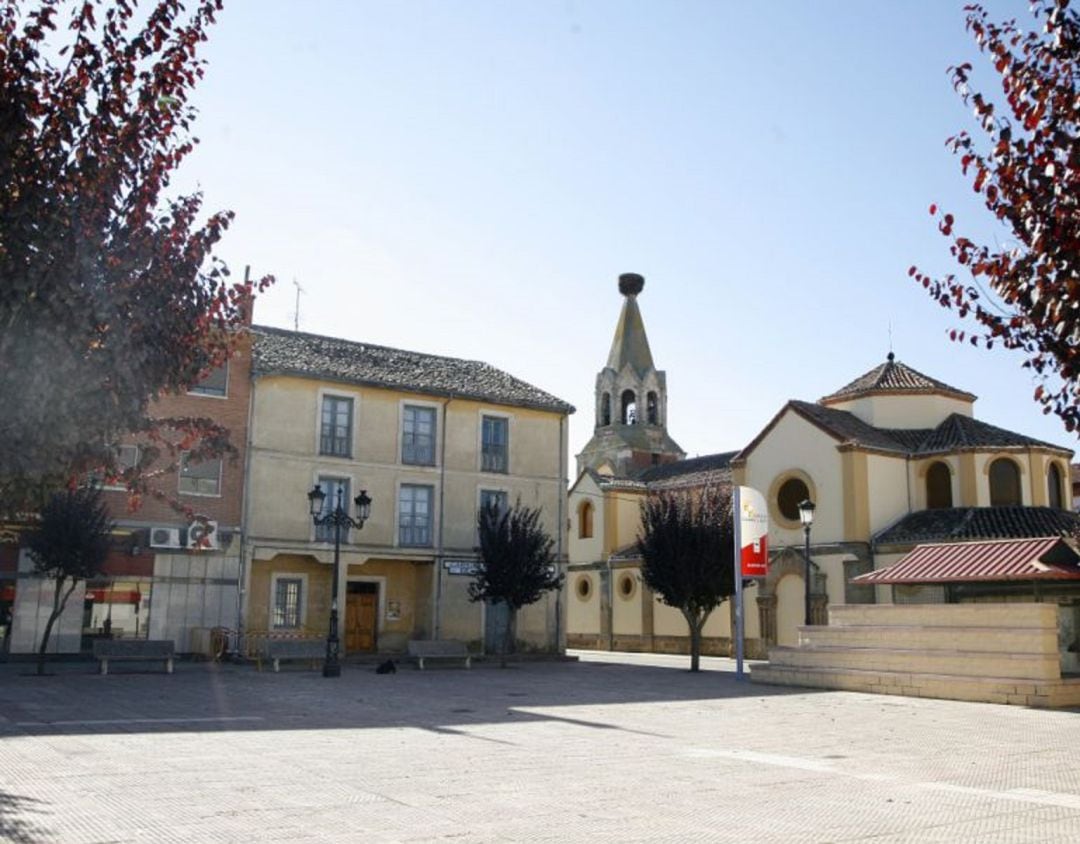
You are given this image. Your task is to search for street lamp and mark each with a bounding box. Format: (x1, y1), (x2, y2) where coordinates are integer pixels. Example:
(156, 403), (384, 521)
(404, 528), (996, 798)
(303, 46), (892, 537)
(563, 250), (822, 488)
(798, 499), (816, 627)
(307, 483), (373, 678)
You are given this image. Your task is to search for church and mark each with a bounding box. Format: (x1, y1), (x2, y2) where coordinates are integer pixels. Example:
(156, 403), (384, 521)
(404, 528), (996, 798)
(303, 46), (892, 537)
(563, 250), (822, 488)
(566, 274), (1079, 658)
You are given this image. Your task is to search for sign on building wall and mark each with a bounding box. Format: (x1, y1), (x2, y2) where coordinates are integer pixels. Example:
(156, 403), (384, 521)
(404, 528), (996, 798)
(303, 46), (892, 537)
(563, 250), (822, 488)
(444, 559), (482, 576)
(738, 486), (769, 578)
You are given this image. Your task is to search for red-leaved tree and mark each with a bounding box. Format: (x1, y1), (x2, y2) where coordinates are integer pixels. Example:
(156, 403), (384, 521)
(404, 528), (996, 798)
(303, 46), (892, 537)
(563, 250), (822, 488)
(911, 0), (1080, 432)
(0, 0), (272, 512)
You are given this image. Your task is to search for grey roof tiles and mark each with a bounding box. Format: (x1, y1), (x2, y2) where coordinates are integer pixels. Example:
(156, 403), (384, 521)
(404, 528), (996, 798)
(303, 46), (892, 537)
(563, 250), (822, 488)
(874, 506), (1080, 546)
(252, 325), (574, 414)
(789, 401), (1067, 456)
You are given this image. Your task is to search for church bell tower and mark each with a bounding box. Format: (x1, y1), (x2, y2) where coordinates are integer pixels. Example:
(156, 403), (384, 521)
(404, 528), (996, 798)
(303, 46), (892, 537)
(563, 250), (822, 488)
(575, 273), (685, 477)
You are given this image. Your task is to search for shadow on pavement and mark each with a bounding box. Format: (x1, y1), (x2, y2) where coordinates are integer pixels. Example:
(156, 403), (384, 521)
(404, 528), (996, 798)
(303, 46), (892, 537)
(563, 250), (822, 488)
(0, 654), (819, 739)
(0, 792), (51, 843)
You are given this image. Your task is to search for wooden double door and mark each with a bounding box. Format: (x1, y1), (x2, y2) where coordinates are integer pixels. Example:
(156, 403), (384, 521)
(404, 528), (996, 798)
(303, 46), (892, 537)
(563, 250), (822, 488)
(345, 582), (378, 653)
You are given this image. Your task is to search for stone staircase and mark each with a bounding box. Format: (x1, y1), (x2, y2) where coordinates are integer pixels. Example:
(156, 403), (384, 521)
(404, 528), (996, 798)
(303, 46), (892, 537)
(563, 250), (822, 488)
(751, 603), (1080, 707)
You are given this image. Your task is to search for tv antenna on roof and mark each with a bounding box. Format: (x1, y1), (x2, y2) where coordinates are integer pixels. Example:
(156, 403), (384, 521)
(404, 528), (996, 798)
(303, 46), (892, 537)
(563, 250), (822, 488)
(292, 278), (305, 331)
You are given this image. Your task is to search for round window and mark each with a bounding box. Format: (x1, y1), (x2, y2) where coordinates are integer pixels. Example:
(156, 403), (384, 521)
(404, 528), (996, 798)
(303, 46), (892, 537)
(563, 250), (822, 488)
(618, 574), (636, 599)
(777, 477), (810, 522)
(575, 575), (592, 600)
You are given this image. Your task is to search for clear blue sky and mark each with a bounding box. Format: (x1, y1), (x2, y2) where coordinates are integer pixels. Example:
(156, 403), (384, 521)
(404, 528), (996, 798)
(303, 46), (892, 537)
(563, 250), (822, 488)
(176, 0), (1073, 470)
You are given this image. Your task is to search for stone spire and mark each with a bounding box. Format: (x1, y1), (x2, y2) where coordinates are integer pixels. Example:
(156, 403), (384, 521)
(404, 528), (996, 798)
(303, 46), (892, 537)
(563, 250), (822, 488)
(605, 273), (655, 376)
(575, 273), (684, 478)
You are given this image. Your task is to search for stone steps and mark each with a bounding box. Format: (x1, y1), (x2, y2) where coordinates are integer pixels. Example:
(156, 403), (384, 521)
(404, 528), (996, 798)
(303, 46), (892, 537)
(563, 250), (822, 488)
(752, 603), (1075, 708)
(796, 625), (1056, 655)
(751, 663), (1080, 708)
(769, 643), (1058, 681)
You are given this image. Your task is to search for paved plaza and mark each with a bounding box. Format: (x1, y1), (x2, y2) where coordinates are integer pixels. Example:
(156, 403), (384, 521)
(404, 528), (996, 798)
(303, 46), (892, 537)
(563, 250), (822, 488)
(2, 650), (1080, 842)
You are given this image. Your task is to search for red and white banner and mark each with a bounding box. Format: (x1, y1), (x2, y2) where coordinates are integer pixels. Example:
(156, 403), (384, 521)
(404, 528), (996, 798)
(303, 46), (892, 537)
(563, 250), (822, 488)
(737, 486), (769, 578)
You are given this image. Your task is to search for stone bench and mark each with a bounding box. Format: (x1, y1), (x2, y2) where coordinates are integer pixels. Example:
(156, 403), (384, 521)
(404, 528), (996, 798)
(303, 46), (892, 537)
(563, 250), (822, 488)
(407, 639), (471, 670)
(259, 638), (324, 672)
(92, 639), (175, 675)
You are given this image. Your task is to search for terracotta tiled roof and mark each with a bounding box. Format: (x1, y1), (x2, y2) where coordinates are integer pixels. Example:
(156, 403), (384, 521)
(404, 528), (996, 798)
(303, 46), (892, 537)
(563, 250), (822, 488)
(821, 354), (976, 404)
(874, 506), (1080, 546)
(252, 326), (574, 414)
(853, 536), (1080, 584)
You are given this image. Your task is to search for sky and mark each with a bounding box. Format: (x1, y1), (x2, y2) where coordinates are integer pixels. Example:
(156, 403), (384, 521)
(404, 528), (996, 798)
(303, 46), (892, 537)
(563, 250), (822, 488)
(168, 0), (1074, 470)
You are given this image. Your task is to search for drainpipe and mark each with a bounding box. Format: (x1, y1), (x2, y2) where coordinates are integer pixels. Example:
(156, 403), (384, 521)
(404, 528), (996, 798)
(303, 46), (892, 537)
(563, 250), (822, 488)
(555, 413), (567, 653)
(236, 266), (255, 651)
(433, 396), (452, 639)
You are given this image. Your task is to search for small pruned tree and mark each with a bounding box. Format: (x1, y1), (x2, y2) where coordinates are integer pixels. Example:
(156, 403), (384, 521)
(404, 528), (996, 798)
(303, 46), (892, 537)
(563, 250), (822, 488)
(910, 1), (1080, 432)
(27, 486), (113, 675)
(638, 486), (735, 672)
(470, 500), (562, 667)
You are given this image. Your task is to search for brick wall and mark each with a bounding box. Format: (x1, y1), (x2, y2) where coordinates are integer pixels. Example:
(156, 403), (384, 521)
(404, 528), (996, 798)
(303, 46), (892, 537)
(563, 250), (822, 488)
(101, 330), (252, 529)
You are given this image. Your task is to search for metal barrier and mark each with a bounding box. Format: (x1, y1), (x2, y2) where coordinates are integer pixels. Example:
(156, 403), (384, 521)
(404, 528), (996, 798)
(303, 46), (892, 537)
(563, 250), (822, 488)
(189, 627), (324, 662)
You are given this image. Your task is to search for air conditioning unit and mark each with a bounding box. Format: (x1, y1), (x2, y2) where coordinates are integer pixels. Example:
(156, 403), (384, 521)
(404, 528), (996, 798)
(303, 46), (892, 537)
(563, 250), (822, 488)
(149, 527), (182, 549)
(187, 520), (220, 551)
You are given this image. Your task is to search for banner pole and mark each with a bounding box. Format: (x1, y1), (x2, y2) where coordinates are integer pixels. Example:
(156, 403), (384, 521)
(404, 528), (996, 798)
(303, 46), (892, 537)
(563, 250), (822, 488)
(733, 486), (744, 681)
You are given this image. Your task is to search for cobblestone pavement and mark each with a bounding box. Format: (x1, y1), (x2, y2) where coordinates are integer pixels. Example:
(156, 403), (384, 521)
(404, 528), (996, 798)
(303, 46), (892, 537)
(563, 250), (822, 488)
(2, 650), (1080, 843)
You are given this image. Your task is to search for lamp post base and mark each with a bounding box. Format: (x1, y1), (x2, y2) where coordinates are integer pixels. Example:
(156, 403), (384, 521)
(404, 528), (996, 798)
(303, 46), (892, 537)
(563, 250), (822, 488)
(322, 661), (341, 678)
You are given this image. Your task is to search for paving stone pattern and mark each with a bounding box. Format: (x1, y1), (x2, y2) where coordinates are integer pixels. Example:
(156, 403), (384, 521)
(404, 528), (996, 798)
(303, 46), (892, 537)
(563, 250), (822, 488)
(2, 651), (1080, 842)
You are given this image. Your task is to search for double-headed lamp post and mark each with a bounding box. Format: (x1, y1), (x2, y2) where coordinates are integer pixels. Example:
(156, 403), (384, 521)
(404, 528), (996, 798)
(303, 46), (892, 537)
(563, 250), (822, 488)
(307, 483), (372, 678)
(798, 499), (816, 627)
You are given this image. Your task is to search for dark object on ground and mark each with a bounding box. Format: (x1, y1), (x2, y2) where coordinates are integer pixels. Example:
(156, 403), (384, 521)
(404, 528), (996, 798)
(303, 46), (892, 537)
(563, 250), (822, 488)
(375, 659), (397, 674)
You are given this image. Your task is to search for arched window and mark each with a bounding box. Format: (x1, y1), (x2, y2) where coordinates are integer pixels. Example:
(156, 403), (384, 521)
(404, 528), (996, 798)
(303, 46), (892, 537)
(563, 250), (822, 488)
(578, 500), (594, 539)
(926, 462), (952, 509)
(646, 391), (658, 425)
(621, 390), (637, 425)
(1048, 462), (1064, 509)
(989, 458), (1022, 506)
(600, 393), (611, 427)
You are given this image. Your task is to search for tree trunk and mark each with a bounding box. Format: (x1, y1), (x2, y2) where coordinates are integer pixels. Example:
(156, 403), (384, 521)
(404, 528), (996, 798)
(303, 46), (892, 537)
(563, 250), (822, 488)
(501, 606), (515, 669)
(37, 577), (76, 676)
(683, 610), (704, 672)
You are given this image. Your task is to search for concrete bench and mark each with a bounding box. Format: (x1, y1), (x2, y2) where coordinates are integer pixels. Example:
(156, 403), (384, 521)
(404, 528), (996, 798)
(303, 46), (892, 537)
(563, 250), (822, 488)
(92, 639), (175, 675)
(408, 640), (471, 670)
(259, 638), (324, 673)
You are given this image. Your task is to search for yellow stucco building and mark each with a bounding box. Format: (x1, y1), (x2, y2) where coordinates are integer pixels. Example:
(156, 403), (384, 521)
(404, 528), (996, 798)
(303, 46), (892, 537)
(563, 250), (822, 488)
(243, 326), (573, 656)
(567, 277), (1079, 659)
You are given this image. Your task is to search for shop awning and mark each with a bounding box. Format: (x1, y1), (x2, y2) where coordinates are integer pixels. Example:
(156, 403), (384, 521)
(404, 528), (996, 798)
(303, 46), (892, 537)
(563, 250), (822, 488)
(853, 537), (1080, 585)
(86, 589), (142, 604)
